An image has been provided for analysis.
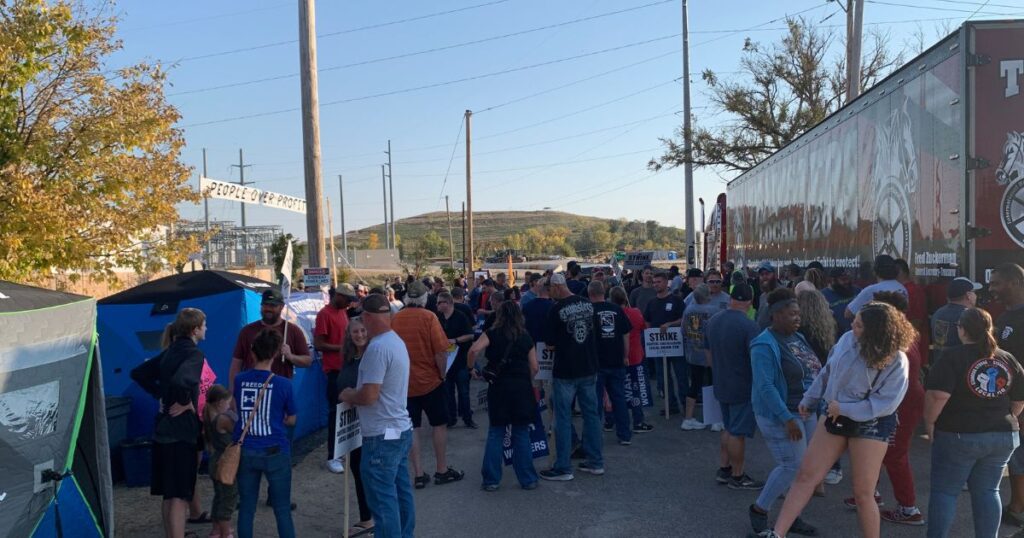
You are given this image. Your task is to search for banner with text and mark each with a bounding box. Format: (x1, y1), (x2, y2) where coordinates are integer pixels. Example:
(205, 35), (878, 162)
(534, 342), (553, 381)
(624, 364), (652, 408)
(201, 176), (307, 214)
(502, 397), (550, 465)
(333, 402), (362, 460)
(623, 251), (654, 270)
(643, 327), (684, 357)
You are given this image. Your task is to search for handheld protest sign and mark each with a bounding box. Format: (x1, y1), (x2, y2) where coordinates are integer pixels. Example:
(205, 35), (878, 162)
(535, 342), (553, 381)
(643, 327), (684, 419)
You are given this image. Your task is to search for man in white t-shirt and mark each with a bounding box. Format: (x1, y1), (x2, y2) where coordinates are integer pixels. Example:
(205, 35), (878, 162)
(845, 254), (908, 318)
(341, 294), (415, 537)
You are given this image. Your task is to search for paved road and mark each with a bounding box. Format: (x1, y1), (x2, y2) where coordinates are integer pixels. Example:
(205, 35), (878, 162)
(116, 379), (1021, 537)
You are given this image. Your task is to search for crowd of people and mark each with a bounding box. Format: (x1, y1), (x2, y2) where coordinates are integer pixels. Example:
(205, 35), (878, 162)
(130, 256), (1024, 538)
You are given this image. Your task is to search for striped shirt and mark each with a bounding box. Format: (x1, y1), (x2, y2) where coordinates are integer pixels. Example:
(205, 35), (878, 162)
(233, 369), (295, 453)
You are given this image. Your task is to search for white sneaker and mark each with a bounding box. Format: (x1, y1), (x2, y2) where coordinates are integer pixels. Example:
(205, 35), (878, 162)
(680, 418), (706, 431)
(326, 459), (345, 474)
(710, 422), (724, 432)
(825, 468), (842, 485)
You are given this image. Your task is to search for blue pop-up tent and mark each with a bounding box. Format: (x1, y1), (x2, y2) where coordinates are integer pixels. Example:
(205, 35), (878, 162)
(96, 271), (327, 452)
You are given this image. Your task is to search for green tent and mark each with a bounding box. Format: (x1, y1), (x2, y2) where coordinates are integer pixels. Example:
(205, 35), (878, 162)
(0, 281), (113, 537)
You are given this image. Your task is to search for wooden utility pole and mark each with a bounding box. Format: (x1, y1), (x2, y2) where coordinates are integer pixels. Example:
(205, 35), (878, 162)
(380, 165), (389, 249)
(681, 0), (696, 268)
(465, 110), (474, 271)
(846, 0), (864, 102)
(445, 195), (455, 268)
(327, 198), (338, 287)
(338, 175), (347, 257)
(299, 0), (326, 267)
(386, 140), (396, 249)
(461, 202), (467, 276)
(202, 148), (210, 264)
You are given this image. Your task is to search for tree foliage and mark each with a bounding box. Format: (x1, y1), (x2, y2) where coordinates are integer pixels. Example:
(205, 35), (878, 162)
(650, 17), (902, 173)
(269, 233), (305, 284)
(0, 0), (198, 282)
(367, 232), (380, 250)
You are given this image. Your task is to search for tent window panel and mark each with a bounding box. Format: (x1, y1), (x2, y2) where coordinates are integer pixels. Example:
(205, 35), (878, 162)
(134, 331), (165, 353)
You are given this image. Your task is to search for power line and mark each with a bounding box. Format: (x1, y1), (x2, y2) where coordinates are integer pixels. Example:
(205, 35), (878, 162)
(863, 0), (1020, 15)
(174, 0), (513, 63)
(437, 116), (466, 201)
(934, 0), (1021, 8)
(964, 0), (994, 18)
(181, 35), (681, 128)
(169, 0), (675, 96)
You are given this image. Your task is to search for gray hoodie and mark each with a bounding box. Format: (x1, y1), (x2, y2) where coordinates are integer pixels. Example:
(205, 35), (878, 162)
(800, 331), (909, 421)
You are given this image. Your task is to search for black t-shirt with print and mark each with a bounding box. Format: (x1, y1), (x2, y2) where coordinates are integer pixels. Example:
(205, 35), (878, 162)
(544, 295), (598, 379)
(643, 294), (685, 328)
(926, 344), (1024, 433)
(592, 301), (633, 369)
(996, 305), (1024, 365)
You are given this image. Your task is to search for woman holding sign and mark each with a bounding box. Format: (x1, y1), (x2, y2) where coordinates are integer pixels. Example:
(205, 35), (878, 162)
(468, 301), (540, 491)
(337, 318), (374, 535)
(747, 288), (823, 537)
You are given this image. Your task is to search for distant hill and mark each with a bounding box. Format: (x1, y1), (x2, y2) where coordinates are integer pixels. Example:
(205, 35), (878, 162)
(339, 210), (685, 257)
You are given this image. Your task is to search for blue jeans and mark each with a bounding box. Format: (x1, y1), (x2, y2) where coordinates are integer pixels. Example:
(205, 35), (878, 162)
(237, 448), (294, 538)
(927, 430), (1019, 538)
(755, 414), (817, 512)
(361, 429), (415, 538)
(445, 367), (472, 422)
(649, 356), (688, 410)
(481, 425), (538, 487)
(596, 367), (631, 442)
(552, 375), (603, 473)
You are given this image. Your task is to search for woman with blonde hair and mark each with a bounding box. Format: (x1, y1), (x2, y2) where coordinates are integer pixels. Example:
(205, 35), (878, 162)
(131, 308), (208, 538)
(795, 288), (837, 364)
(760, 301), (915, 538)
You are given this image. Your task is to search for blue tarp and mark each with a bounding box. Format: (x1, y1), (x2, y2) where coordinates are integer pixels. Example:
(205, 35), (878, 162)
(97, 271), (327, 447)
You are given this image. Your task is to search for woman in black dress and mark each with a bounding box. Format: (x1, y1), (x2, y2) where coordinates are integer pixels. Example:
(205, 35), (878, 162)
(468, 300), (540, 491)
(336, 317), (374, 535)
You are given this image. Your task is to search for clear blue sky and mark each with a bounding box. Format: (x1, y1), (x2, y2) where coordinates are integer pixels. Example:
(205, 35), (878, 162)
(104, 0), (1022, 242)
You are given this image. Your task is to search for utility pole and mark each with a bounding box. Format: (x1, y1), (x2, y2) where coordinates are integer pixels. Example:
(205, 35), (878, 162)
(338, 175), (347, 257)
(465, 110), (474, 271)
(202, 148), (210, 266)
(299, 0), (326, 267)
(445, 195), (455, 268)
(681, 0), (696, 268)
(381, 164), (389, 249)
(846, 0), (864, 102)
(230, 148), (252, 265)
(461, 202), (467, 276)
(386, 139), (396, 249)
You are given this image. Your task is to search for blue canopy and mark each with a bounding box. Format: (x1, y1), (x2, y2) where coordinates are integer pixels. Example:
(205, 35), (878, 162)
(97, 271), (327, 445)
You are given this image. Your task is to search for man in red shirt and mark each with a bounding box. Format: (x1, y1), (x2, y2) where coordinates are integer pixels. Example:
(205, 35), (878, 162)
(393, 280), (465, 488)
(896, 259), (930, 366)
(229, 289), (311, 389)
(314, 283), (357, 474)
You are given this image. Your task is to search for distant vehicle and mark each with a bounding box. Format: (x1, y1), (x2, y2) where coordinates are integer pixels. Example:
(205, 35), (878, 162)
(707, 21), (1024, 303)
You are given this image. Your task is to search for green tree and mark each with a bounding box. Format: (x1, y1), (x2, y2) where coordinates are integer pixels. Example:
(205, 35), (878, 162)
(0, 0), (198, 282)
(419, 230), (448, 258)
(650, 18), (900, 173)
(269, 234), (305, 284)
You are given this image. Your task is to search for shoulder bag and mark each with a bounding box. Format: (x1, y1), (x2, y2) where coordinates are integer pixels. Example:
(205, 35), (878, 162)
(214, 373), (275, 485)
(823, 368), (883, 437)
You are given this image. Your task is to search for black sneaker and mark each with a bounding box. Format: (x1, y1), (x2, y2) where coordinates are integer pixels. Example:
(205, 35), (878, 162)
(434, 467), (465, 485)
(539, 469), (574, 481)
(749, 504), (768, 534)
(577, 462), (605, 475)
(728, 474), (765, 491)
(603, 423), (613, 432)
(632, 423), (654, 433)
(570, 447), (586, 460)
(790, 517), (818, 536)
(716, 467), (732, 484)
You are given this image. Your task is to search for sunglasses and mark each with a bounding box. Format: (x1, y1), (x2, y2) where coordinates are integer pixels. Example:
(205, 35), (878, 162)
(707, 280), (723, 284)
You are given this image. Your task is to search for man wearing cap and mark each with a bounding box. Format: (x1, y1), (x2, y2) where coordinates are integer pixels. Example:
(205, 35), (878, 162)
(541, 273), (603, 481)
(435, 291), (476, 429)
(229, 288), (312, 391)
(315, 284), (357, 474)
(643, 271), (687, 414)
(340, 294), (415, 538)
(685, 268), (730, 311)
(821, 268), (860, 335)
(755, 262), (781, 330)
(705, 283), (763, 490)
(845, 254), (907, 318)
(678, 268), (704, 300)
(930, 277), (981, 351)
(392, 280), (465, 488)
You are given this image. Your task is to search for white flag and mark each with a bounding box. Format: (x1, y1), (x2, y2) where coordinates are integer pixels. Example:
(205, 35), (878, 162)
(280, 239), (293, 300)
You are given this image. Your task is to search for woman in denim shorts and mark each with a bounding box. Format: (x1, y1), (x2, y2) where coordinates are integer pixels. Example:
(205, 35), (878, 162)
(759, 301), (915, 538)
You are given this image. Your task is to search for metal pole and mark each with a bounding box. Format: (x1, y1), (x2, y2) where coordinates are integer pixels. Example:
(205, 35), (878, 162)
(848, 0), (864, 101)
(202, 148), (210, 266)
(387, 139), (396, 249)
(299, 0), (326, 267)
(338, 175), (347, 255)
(238, 149), (247, 227)
(445, 195), (454, 268)
(381, 164), (389, 250)
(682, 0), (696, 268)
(465, 110), (474, 271)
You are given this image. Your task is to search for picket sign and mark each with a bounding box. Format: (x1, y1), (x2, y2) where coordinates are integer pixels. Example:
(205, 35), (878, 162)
(643, 328), (684, 420)
(502, 396), (549, 465)
(334, 402), (362, 538)
(534, 342), (553, 381)
(702, 386), (723, 425)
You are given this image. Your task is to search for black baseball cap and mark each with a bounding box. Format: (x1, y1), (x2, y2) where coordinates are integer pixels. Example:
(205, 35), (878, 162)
(361, 294), (392, 314)
(947, 277), (983, 299)
(406, 280), (428, 299)
(730, 283), (754, 302)
(686, 268), (704, 278)
(261, 289), (284, 306)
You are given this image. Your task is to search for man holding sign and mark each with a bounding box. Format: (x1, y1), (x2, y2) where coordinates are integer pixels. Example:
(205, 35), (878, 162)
(642, 271), (686, 415)
(435, 291), (476, 429)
